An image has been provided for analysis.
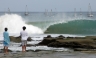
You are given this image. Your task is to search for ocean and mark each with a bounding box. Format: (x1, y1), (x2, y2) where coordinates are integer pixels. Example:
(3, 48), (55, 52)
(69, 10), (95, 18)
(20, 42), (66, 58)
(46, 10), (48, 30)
(0, 12), (96, 51)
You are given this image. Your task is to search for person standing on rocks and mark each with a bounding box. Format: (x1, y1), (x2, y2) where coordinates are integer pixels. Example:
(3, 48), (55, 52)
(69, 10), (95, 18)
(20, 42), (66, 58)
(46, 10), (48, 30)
(20, 26), (28, 52)
(3, 28), (10, 54)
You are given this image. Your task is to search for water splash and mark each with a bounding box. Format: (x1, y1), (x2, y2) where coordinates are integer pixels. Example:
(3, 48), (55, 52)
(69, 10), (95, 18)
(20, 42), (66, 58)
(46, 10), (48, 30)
(0, 14), (43, 35)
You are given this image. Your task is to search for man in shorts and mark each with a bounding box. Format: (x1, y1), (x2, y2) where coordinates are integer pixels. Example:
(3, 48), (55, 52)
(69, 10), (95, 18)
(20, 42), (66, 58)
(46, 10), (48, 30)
(20, 26), (28, 52)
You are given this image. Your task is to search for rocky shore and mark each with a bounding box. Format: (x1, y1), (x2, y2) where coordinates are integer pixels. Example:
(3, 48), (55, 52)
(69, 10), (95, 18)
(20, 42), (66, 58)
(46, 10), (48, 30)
(1, 35), (96, 58)
(9, 35), (96, 51)
(38, 35), (96, 51)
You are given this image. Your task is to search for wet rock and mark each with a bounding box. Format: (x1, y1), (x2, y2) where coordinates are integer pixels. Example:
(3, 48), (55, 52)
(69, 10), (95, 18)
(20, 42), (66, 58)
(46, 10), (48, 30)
(46, 35), (52, 38)
(56, 35), (65, 39)
(38, 35), (56, 45)
(10, 36), (32, 43)
(10, 36), (21, 43)
(38, 38), (56, 45)
(27, 37), (32, 41)
(67, 36), (74, 39)
(38, 35), (96, 51)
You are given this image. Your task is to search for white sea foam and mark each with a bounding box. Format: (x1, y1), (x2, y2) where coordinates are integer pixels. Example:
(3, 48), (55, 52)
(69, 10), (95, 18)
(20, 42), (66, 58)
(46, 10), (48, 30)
(0, 14), (43, 35)
(8, 46), (70, 52)
(29, 34), (85, 40)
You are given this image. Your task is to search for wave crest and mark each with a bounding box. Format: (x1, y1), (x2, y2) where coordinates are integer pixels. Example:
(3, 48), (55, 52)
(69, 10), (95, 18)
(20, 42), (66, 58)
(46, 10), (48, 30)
(0, 14), (43, 35)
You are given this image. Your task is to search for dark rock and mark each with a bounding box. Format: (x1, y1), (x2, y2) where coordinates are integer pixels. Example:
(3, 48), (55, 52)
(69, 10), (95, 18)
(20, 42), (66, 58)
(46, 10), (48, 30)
(10, 36), (32, 43)
(46, 35), (52, 38)
(48, 41), (62, 47)
(26, 49), (42, 52)
(67, 36), (74, 39)
(48, 41), (96, 49)
(27, 37), (32, 41)
(38, 36), (56, 45)
(56, 35), (65, 39)
(37, 35), (96, 51)
(48, 41), (81, 48)
(10, 36), (21, 43)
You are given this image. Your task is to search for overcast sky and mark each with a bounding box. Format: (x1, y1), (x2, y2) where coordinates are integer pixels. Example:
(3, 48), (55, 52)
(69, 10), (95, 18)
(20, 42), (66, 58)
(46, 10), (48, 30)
(0, 0), (95, 12)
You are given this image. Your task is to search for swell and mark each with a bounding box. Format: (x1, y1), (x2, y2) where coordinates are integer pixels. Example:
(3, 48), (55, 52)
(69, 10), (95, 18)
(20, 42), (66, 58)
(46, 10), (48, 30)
(45, 20), (96, 35)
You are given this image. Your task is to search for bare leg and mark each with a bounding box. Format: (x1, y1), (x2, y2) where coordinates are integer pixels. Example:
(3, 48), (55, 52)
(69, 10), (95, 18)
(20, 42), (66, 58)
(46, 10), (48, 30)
(4, 46), (8, 54)
(5, 47), (8, 54)
(4, 46), (5, 53)
(22, 46), (25, 52)
(24, 45), (26, 52)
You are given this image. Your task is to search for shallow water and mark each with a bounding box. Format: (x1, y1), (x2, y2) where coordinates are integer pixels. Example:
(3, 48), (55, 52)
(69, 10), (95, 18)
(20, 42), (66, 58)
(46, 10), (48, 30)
(1, 51), (96, 58)
(0, 34), (84, 52)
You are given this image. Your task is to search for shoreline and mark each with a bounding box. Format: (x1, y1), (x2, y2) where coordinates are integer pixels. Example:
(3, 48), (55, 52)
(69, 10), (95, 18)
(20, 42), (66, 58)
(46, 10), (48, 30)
(0, 35), (96, 58)
(0, 35), (96, 52)
(0, 34), (96, 52)
(0, 50), (96, 58)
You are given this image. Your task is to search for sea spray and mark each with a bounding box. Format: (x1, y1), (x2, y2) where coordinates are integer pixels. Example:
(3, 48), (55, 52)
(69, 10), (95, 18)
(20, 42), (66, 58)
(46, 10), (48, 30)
(0, 14), (43, 35)
(25, 12), (96, 35)
(26, 13), (87, 32)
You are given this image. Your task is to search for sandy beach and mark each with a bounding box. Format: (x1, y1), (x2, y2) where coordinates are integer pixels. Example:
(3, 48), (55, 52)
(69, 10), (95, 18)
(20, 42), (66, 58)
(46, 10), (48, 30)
(0, 51), (96, 58)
